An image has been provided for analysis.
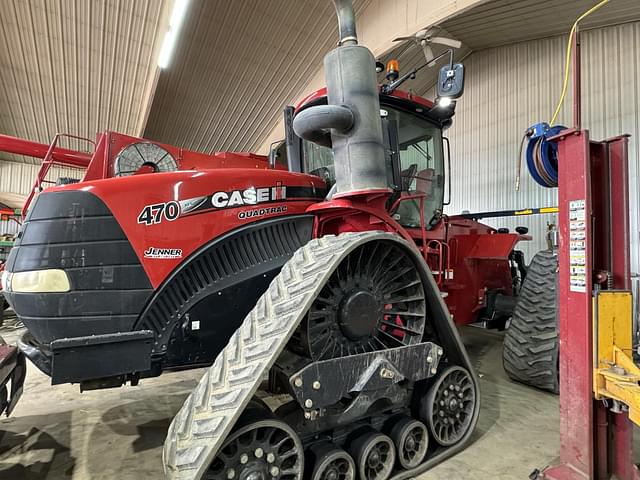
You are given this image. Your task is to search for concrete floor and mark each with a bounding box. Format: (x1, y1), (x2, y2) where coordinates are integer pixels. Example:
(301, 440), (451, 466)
(0, 315), (561, 480)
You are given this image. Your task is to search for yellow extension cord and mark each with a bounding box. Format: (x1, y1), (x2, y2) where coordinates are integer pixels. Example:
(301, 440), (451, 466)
(549, 0), (610, 125)
(516, 0), (611, 190)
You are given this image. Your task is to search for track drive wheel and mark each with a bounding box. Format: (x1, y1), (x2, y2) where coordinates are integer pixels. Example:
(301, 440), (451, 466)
(422, 366), (476, 447)
(207, 406), (303, 480)
(387, 416), (428, 469)
(348, 431), (395, 480)
(502, 249), (558, 393)
(308, 443), (355, 480)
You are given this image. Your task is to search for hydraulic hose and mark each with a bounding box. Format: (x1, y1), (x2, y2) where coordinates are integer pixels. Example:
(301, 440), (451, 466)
(514, 129), (529, 191)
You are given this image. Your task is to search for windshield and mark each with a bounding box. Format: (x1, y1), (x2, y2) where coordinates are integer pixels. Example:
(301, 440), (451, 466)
(301, 107), (445, 229)
(302, 141), (335, 185)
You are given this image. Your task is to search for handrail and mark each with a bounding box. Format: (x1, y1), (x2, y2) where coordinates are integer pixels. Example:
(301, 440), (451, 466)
(0, 133), (93, 167)
(22, 133), (95, 215)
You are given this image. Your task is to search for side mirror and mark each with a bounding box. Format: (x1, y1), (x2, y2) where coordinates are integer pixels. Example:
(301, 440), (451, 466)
(437, 63), (465, 99)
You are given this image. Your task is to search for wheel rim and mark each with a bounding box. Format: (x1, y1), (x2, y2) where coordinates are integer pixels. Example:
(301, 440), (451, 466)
(311, 446), (355, 480)
(424, 366), (476, 447)
(292, 241), (427, 361)
(353, 433), (395, 480)
(207, 418), (303, 480)
(389, 418), (428, 469)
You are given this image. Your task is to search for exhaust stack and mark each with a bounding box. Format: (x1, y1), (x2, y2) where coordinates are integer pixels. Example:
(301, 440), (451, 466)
(293, 0), (388, 195)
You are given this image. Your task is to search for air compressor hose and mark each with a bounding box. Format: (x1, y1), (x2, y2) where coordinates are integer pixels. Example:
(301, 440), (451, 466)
(516, 0), (610, 190)
(516, 123), (565, 189)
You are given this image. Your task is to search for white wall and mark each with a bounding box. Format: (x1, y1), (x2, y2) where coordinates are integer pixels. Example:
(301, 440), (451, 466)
(443, 22), (640, 272)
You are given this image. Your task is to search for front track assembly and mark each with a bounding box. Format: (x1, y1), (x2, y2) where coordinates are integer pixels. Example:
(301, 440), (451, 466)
(164, 232), (479, 480)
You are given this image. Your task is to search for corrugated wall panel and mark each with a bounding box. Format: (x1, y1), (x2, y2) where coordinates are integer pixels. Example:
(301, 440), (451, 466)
(0, 160), (83, 236)
(0, 161), (82, 196)
(442, 22), (639, 272)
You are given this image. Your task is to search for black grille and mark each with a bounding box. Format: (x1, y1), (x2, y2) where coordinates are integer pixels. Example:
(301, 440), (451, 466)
(5, 190), (153, 343)
(136, 215), (314, 354)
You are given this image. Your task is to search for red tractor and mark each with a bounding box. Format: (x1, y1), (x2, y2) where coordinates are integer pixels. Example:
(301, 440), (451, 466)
(1, 2), (531, 478)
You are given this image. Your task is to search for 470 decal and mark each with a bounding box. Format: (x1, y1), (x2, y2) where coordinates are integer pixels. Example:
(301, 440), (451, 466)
(137, 201), (180, 225)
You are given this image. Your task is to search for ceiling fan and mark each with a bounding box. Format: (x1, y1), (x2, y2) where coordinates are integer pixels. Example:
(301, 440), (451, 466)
(393, 28), (462, 66)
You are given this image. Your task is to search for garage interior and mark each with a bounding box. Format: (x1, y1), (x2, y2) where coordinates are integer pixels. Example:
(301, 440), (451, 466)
(0, 0), (639, 479)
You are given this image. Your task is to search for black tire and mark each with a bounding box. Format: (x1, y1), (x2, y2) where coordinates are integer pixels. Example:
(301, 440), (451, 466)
(502, 249), (559, 393)
(0, 298), (8, 327)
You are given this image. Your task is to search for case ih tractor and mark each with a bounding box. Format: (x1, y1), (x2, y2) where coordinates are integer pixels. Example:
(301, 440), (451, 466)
(1, 1), (533, 478)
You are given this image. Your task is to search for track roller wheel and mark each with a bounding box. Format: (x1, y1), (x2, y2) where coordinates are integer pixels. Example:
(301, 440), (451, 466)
(387, 416), (428, 469)
(348, 431), (395, 480)
(308, 443), (355, 480)
(422, 366), (476, 447)
(207, 407), (303, 480)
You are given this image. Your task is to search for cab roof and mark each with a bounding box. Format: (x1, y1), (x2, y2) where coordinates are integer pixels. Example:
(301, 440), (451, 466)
(295, 87), (454, 129)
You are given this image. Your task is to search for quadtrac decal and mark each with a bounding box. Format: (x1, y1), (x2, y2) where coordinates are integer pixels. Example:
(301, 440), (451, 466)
(137, 183), (326, 225)
(238, 205), (288, 220)
(144, 247), (183, 259)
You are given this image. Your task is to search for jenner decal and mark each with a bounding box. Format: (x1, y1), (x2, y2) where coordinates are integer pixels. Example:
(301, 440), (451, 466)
(144, 247), (183, 259)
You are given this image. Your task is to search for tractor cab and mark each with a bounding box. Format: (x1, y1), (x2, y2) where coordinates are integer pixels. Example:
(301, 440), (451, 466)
(274, 88), (456, 231)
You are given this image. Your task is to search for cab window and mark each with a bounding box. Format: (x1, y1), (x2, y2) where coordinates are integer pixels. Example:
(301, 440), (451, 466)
(271, 141), (289, 168)
(300, 106), (445, 229)
(392, 109), (445, 229)
(302, 140), (335, 186)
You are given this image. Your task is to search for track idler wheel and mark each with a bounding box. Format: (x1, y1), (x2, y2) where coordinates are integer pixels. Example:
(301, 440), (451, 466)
(207, 407), (304, 480)
(308, 443), (355, 480)
(387, 416), (428, 470)
(348, 431), (395, 480)
(422, 366), (476, 447)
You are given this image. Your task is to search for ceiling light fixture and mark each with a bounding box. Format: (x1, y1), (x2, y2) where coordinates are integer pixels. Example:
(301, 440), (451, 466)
(158, 0), (191, 69)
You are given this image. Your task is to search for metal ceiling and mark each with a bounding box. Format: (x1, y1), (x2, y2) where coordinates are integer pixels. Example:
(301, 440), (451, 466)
(1, 0), (639, 167)
(0, 0), (170, 164)
(381, 0), (640, 98)
(442, 0), (640, 50)
(143, 0), (370, 155)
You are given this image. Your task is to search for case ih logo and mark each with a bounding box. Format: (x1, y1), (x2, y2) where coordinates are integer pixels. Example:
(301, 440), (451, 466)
(211, 183), (286, 209)
(137, 182), (322, 225)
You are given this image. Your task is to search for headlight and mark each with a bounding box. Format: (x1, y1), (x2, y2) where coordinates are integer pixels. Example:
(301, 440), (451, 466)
(10, 269), (70, 293)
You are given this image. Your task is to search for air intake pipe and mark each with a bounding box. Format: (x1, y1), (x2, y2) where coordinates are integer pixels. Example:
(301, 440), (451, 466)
(293, 0), (388, 195)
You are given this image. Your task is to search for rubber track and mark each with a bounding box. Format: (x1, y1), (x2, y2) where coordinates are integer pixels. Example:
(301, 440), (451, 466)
(163, 231), (405, 480)
(502, 249), (559, 393)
